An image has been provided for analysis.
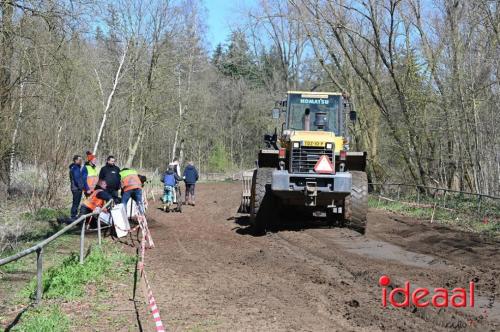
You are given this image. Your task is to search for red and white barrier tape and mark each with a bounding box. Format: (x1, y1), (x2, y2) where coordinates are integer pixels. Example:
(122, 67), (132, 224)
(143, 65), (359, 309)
(137, 214), (166, 331)
(144, 269), (166, 332)
(138, 215), (155, 248)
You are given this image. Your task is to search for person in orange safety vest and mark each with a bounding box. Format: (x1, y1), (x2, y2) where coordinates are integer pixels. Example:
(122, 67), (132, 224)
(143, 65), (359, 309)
(79, 179), (113, 216)
(83, 151), (99, 196)
(120, 168), (146, 214)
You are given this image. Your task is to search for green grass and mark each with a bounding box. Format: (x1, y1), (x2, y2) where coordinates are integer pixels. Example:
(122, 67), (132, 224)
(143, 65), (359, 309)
(369, 196), (453, 219)
(22, 208), (67, 223)
(0, 258), (29, 274)
(0, 207), (67, 255)
(0, 235), (79, 274)
(1, 199), (136, 330)
(21, 207), (67, 240)
(10, 305), (70, 332)
(21, 246), (116, 300)
(369, 196), (500, 235)
(4, 241), (135, 331)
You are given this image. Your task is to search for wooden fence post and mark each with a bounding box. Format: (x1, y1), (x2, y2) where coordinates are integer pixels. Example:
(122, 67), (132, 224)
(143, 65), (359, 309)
(36, 247), (43, 304)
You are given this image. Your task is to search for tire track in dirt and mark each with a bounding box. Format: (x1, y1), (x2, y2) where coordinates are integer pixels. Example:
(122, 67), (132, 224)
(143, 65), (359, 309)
(139, 182), (499, 331)
(271, 229), (497, 330)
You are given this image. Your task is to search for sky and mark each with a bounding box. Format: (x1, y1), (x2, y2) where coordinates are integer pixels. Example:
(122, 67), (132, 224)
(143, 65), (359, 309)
(204, 0), (255, 49)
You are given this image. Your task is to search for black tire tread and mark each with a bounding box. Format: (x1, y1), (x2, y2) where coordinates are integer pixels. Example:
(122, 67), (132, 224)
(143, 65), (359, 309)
(345, 171), (368, 234)
(250, 168), (274, 232)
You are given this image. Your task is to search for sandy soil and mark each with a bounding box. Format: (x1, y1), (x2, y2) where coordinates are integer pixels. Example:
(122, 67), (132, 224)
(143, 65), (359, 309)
(131, 182), (499, 332)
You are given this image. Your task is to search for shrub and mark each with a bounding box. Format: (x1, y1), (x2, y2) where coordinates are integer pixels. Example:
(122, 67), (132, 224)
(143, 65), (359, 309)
(208, 142), (232, 172)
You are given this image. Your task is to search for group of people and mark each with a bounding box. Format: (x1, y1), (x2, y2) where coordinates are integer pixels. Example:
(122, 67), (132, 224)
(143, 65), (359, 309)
(68, 152), (199, 222)
(161, 158), (199, 206)
(68, 152), (145, 222)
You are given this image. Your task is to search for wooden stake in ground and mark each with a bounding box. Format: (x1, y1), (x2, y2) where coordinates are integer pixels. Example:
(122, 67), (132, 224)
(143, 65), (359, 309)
(430, 202), (437, 223)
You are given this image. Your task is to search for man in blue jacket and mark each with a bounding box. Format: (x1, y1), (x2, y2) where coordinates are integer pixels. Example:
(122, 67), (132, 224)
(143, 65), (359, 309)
(69, 155), (84, 220)
(183, 161), (199, 206)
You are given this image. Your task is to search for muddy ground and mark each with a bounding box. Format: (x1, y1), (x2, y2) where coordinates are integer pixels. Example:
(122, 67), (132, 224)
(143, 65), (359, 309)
(3, 181), (497, 331)
(128, 182), (499, 331)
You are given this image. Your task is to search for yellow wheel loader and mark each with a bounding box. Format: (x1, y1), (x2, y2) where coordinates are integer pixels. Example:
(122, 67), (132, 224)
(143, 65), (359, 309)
(241, 91), (368, 233)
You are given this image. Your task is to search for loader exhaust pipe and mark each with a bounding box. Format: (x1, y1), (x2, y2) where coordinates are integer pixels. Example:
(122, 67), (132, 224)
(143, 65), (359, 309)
(314, 111), (328, 130)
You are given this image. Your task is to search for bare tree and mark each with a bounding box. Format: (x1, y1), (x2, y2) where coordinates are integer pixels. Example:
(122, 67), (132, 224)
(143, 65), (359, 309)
(93, 44), (128, 155)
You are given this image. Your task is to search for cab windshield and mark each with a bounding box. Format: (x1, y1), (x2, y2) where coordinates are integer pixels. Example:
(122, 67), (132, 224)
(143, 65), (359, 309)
(287, 93), (341, 135)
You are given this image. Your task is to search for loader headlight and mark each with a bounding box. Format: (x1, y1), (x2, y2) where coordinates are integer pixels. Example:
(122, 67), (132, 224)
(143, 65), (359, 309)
(326, 143), (333, 150)
(292, 142), (300, 149)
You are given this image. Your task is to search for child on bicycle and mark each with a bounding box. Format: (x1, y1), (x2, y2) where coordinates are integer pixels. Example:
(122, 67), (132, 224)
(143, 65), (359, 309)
(161, 165), (182, 205)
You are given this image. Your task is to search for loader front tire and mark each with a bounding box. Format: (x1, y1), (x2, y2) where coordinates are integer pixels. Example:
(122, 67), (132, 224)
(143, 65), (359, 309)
(344, 171), (368, 234)
(250, 168), (275, 234)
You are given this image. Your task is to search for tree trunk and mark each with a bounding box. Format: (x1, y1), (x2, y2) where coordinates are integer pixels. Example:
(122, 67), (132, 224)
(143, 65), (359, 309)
(125, 104), (147, 167)
(7, 82), (25, 193)
(93, 45), (128, 154)
(171, 69), (183, 160)
(0, 1), (13, 111)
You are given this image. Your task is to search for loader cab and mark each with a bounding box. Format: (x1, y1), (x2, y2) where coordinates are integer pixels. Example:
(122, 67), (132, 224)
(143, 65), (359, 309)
(285, 91), (343, 136)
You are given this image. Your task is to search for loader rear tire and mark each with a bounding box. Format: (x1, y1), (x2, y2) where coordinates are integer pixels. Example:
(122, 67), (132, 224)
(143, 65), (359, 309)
(345, 171), (368, 234)
(250, 168), (275, 234)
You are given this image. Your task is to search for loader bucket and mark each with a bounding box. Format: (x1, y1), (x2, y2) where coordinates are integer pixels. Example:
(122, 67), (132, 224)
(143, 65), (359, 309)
(238, 170), (254, 213)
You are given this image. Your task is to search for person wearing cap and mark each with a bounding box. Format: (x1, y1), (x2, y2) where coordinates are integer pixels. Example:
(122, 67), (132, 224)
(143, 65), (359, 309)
(82, 151), (99, 196)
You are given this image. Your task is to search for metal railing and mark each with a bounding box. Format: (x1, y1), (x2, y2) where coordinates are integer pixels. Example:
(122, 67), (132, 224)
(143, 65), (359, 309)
(0, 201), (112, 304)
(369, 183), (500, 220)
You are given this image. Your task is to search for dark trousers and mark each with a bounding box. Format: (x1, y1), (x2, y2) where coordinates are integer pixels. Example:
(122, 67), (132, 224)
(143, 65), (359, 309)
(185, 183), (195, 199)
(106, 188), (120, 202)
(78, 205), (99, 228)
(79, 205), (92, 216)
(71, 190), (83, 218)
(122, 188), (144, 214)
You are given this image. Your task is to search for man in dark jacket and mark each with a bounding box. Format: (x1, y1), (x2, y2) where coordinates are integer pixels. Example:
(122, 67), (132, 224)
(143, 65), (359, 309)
(98, 155), (121, 200)
(183, 161), (199, 206)
(69, 155), (84, 219)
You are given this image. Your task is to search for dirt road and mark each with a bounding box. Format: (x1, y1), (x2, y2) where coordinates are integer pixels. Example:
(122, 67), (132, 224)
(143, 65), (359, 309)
(138, 182), (499, 331)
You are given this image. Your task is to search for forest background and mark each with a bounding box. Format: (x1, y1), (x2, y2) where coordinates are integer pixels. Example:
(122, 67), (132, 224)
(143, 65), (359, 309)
(0, 0), (498, 211)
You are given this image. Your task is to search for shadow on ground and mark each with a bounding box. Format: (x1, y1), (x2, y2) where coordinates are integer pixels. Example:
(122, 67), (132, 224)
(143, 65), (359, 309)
(4, 304), (32, 332)
(230, 213), (360, 237)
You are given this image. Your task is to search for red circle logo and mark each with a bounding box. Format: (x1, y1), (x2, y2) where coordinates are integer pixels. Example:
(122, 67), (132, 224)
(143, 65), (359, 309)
(379, 275), (391, 286)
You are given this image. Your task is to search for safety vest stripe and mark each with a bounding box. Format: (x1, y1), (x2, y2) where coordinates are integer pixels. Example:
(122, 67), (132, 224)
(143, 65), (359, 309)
(83, 189), (105, 210)
(86, 165), (98, 177)
(87, 176), (98, 190)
